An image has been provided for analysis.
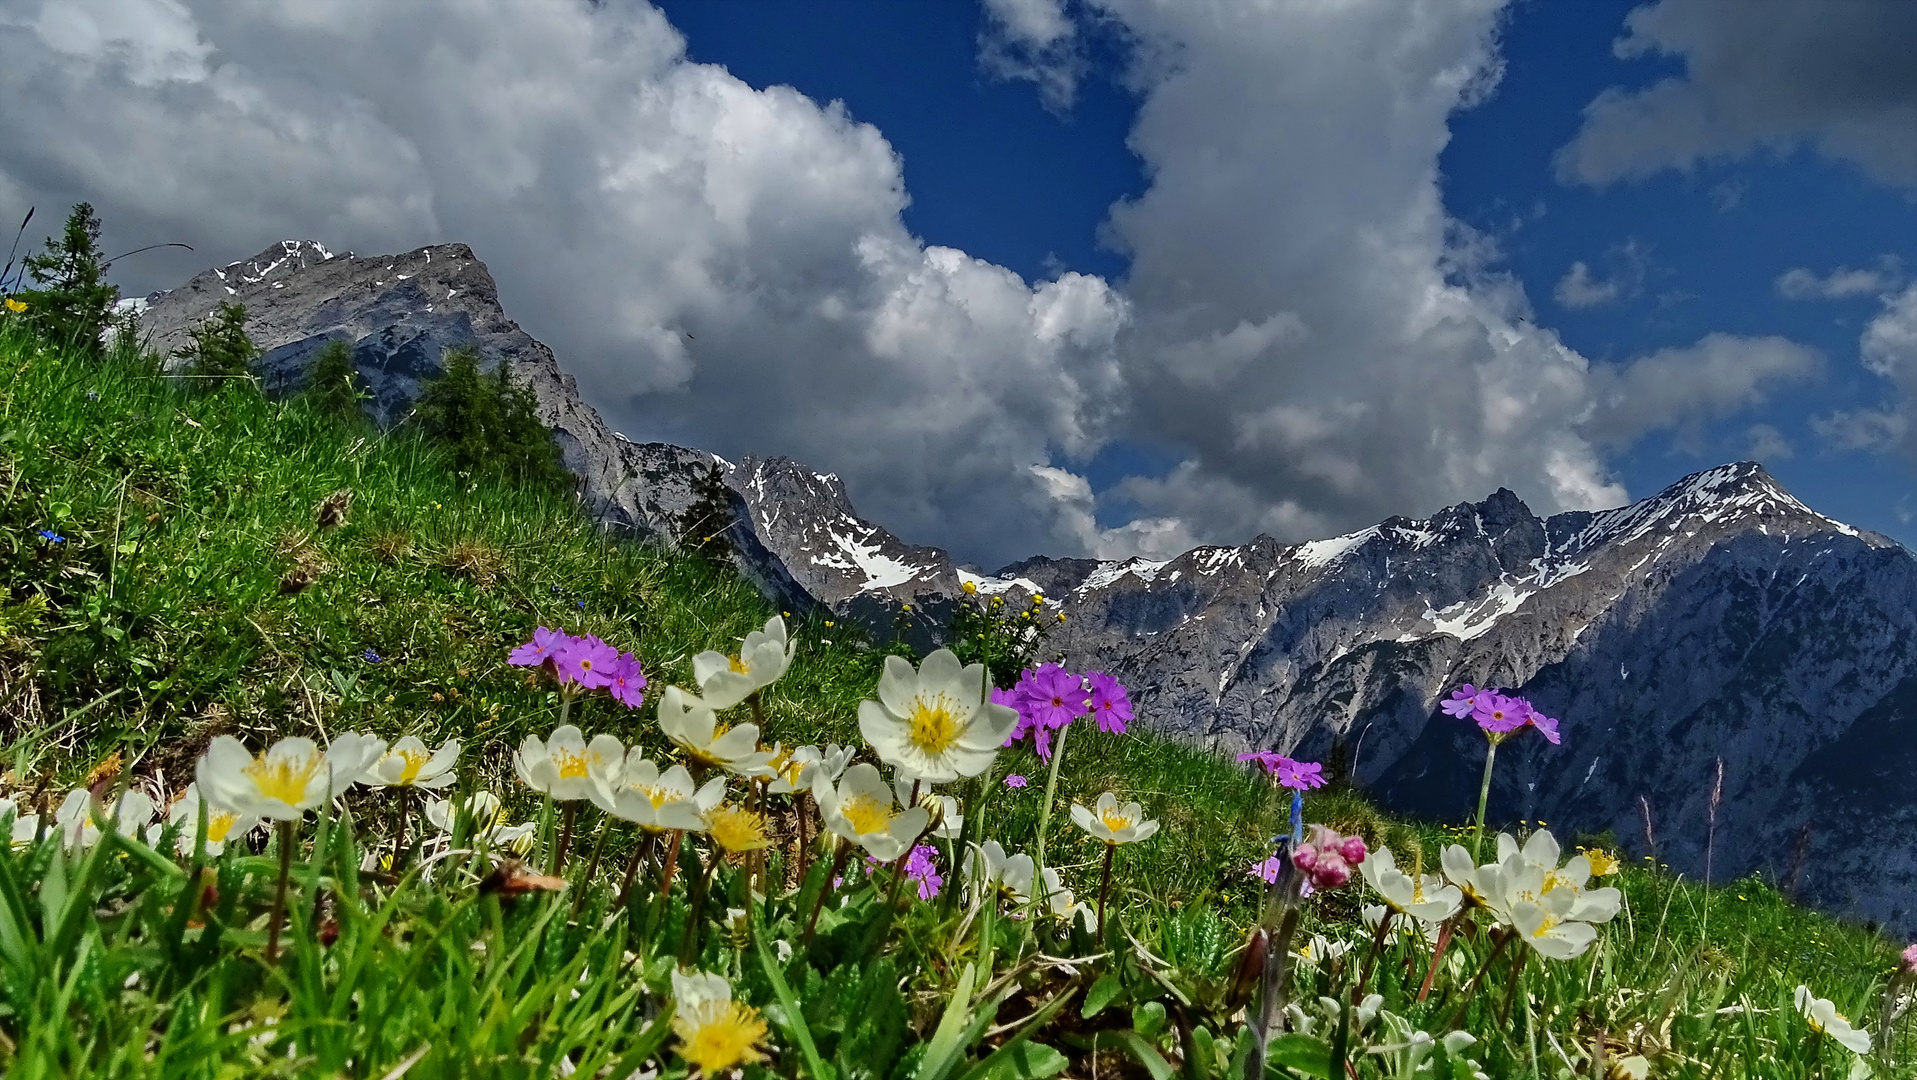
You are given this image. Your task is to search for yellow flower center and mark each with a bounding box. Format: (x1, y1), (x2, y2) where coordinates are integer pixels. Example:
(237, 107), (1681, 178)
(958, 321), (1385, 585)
(1099, 808), (1135, 834)
(205, 810), (239, 843)
(394, 747), (431, 784)
(641, 784), (673, 810)
(673, 1000), (768, 1072)
(907, 696), (963, 756)
(1528, 912), (1561, 938)
(552, 748), (595, 780)
(841, 795), (894, 837)
(244, 749), (325, 805)
(729, 653), (750, 674)
(706, 805), (772, 853)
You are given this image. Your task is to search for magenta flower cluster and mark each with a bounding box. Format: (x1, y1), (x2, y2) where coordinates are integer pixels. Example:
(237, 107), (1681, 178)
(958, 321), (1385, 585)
(1441, 683), (1560, 745)
(507, 626), (647, 708)
(903, 844), (943, 900)
(1235, 750), (1327, 791)
(995, 664), (1133, 760)
(1291, 824), (1368, 891)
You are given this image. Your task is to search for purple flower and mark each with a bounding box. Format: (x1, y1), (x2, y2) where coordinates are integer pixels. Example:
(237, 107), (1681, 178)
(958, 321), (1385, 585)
(553, 634), (619, 689)
(508, 626), (570, 668)
(904, 844), (943, 900)
(1022, 664), (1087, 731)
(996, 682), (1056, 759)
(1250, 855), (1285, 883)
(362, 648), (383, 664)
(1237, 751), (1327, 791)
(1527, 709), (1562, 745)
(1274, 758), (1326, 791)
(1471, 692), (1525, 734)
(1004, 774), (1028, 789)
(1085, 671), (1132, 734)
(1439, 683), (1482, 719)
(605, 651), (647, 709)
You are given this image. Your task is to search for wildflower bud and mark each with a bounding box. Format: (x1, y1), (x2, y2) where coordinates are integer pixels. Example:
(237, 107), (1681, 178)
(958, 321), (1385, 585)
(1903, 943), (1917, 977)
(1292, 846), (1319, 872)
(1337, 837), (1368, 865)
(1226, 927), (1269, 1012)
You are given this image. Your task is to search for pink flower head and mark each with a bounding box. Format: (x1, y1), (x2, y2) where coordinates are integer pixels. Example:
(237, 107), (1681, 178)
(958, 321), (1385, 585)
(1439, 683), (1482, 719)
(553, 634), (619, 689)
(605, 651), (647, 708)
(1903, 943), (1917, 975)
(1023, 664), (1087, 730)
(1291, 824), (1365, 892)
(1085, 671), (1133, 734)
(1237, 751), (1327, 791)
(1472, 692), (1525, 734)
(1250, 855), (1285, 883)
(904, 844), (943, 900)
(508, 626), (570, 668)
(1004, 774), (1028, 788)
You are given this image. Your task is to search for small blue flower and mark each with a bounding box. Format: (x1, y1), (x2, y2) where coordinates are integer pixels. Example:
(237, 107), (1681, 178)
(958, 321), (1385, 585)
(576, 600), (585, 609)
(362, 648), (382, 663)
(36, 529), (63, 544)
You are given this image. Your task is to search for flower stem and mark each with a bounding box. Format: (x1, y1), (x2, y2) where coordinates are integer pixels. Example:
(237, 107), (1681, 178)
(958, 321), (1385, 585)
(1096, 842), (1115, 940)
(571, 811), (611, 917)
(388, 789), (407, 877)
(616, 831), (655, 909)
(1499, 944), (1529, 1027)
(1444, 928), (1511, 1031)
(803, 841), (855, 945)
(1471, 738), (1499, 862)
(1416, 919), (1454, 1002)
(1032, 720), (1072, 884)
(1355, 908), (1393, 1002)
(266, 820), (295, 965)
(678, 848), (720, 966)
(552, 801), (578, 876)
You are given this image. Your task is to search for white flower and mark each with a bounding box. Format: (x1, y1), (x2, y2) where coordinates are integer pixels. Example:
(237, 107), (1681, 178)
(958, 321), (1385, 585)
(892, 772), (962, 840)
(1, 797), (38, 848)
(691, 615), (794, 709)
(1293, 933), (1351, 970)
(813, 763), (927, 861)
(656, 686), (770, 773)
(511, 725), (622, 802)
(1360, 846), (1462, 925)
(965, 840), (1036, 905)
(589, 753), (725, 832)
(1069, 791), (1160, 845)
(150, 783), (259, 856)
(323, 732), (391, 797)
(54, 788), (157, 850)
(767, 743), (855, 795)
(423, 790), (535, 850)
(670, 968), (768, 1072)
(857, 649), (1017, 783)
(1796, 985), (1872, 1054)
(1462, 831), (1620, 960)
(1038, 866), (1096, 931)
(196, 735), (379, 821)
(361, 735), (460, 789)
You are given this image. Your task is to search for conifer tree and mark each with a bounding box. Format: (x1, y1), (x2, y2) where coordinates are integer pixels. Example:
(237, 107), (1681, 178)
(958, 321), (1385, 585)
(173, 302), (260, 382)
(16, 203), (117, 357)
(414, 346), (569, 492)
(678, 459), (736, 561)
(304, 339), (367, 420)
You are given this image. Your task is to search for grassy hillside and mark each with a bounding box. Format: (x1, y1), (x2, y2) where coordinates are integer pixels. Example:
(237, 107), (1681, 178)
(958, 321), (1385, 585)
(0, 316), (1909, 1078)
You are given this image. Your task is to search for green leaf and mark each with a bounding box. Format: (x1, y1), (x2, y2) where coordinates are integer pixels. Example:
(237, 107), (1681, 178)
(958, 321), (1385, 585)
(1266, 1033), (1334, 1079)
(751, 910), (833, 1080)
(916, 961), (978, 1080)
(1081, 972), (1124, 1019)
(1109, 1031), (1177, 1080)
(980, 1041), (1069, 1079)
(1133, 1000), (1168, 1040)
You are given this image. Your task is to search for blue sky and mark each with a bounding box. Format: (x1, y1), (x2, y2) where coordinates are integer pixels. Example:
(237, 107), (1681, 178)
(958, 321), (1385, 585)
(7, 0), (1917, 565)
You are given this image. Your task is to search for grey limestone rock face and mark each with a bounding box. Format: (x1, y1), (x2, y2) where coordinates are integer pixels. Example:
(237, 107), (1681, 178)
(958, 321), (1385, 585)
(139, 242), (1917, 928)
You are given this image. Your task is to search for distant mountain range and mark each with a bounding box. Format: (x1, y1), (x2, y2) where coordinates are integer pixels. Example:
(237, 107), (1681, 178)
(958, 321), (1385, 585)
(136, 241), (1917, 931)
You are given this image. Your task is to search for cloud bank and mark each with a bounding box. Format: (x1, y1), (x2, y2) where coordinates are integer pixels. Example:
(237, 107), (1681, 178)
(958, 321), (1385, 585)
(0, 0), (1822, 569)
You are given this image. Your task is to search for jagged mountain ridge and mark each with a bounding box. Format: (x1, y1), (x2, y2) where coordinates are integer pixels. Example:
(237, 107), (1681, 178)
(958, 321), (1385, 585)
(136, 240), (1917, 929)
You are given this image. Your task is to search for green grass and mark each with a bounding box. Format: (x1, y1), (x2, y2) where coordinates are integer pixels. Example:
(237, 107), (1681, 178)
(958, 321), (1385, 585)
(0, 318), (1910, 1078)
